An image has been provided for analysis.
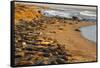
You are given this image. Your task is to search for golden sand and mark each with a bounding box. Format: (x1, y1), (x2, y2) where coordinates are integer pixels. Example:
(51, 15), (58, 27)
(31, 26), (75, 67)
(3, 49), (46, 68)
(39, 21), (96, 62)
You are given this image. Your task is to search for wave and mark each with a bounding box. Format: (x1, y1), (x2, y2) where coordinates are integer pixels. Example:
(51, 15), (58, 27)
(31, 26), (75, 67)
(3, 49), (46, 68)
(80, 11), (96, 17)
(41, 10), (72, 18)
(41, 9), (96, 22)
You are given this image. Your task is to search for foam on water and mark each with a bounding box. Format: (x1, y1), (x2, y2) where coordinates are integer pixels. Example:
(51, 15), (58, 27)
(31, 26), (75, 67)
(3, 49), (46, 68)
(41, 10), (72, 18)
(80, 11), (96, 17)
(41, 9), (96, 22)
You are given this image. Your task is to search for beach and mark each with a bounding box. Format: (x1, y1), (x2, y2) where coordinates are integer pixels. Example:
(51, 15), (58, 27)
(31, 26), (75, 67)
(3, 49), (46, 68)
(36, 17), (96, 63)
(14, 3), (97, 65)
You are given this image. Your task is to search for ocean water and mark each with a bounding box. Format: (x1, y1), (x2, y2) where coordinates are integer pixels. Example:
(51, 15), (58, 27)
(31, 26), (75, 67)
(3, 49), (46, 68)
(80, 25), (96, 42)
(41, 9), (96, 22)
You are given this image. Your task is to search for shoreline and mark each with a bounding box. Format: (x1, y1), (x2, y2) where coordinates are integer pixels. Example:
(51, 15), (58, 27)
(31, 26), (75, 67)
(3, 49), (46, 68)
(15, 17), (97, 65)
(79, 25), (96, 44)
(38, 18), (96, 63)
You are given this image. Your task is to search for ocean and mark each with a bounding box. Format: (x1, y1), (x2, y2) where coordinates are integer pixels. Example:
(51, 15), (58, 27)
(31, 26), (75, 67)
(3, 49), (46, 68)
(41, 9), (96, 22)
(80, 25), (96, 42)
(40, 7), (97, 42)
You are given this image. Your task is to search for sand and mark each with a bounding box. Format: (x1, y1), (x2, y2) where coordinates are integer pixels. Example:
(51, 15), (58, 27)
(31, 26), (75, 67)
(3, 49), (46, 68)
(39, 20), (96, 63)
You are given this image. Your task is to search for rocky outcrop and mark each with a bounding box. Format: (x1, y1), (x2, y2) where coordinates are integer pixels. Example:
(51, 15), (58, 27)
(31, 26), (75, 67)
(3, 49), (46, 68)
(15, 19), (69, 66)
(72, 16), (80, 21)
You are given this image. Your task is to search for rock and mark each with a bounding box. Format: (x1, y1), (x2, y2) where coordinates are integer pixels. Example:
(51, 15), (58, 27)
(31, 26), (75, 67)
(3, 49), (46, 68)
(17, 61), (33, 65)
(25, 51), (35, 55)
(58, 27), (64, 30)
(35, 32), (43, 35)
(50, 22), (55, 24)
(72, 16), (80, 21)
(22, 42), (27, 48)
(43, 60), (49, 64)
(34, 60), (44, 65)
(36, 37), (44, 41)
(41, 48), (51, 53)
(48, 46), (57, 51)
(37, 52), (44, 56)
(56, 58), (66, 64)
(26, 47), (33, 51)
(16, 48), (22, 52)
(69, 23), (72, 25)
(22, 42), (27, 45)
(75, 29), (80, 32)
(40, 41), (51, 45)
(43, 53), (50, 57)
(49, 31), (56, 33)
(15, 52), (25, 58)
(49, 53), (53, 56)
(50, 61), (57, 64)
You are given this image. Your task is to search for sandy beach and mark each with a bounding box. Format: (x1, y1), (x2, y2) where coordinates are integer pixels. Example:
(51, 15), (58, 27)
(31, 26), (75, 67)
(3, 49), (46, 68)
(38, 19), (96, 63)
(14, 3), (97, 66)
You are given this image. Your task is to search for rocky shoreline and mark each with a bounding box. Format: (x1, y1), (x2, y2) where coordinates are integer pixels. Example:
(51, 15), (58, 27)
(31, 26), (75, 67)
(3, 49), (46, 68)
(14, 3), (96, 66)
(15, 17), (70, 66)
(14, 16), (96, 66)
